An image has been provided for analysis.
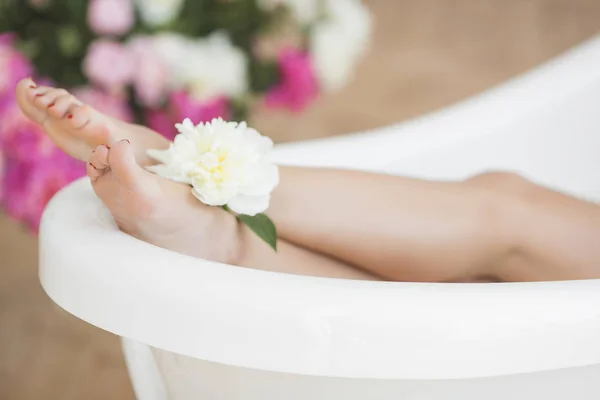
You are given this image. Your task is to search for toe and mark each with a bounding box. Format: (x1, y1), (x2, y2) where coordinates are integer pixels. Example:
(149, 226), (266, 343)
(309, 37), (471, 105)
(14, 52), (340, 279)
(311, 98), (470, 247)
(35, 88), (69, 110)
(67, 104), (93, 130)
(15, 78), (48, 123)
(108, 140), (146, 186)
(87, 161), (104, 183)
(90, 145), (110, 170)
(47, 92), (80, 119)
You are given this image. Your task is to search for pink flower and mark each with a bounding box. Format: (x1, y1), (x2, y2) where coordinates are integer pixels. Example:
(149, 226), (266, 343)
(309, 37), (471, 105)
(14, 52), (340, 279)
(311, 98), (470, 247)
(265, 47), (319, 112)
(170, 91), (231, 124)
(23, 151), (85, 232)
(128, 36), (169, 107)
(0, 34), (33, 105)
(171, 91), (231, 124)
(72, 86), (133, 122)
(88, 0), (135, 36)
(148, 92), (231, 140)
(2, 158), (33, 222)
(83, 40), (135, 91)
(0, 78), (55, 176)
(0, 58), (84, 233)
(0, 95), (85, 232)
(0, 148), (4, 201)
(3, 150), (85, 232)
(0, 33), (15, 46)
(147, 109), (177, 140)
(0, 102), (55, 162)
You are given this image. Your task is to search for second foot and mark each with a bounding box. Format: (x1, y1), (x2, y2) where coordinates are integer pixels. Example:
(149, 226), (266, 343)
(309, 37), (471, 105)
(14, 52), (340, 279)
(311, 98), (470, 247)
(16, 78), (170, 164)
(88, 140), (240, 264)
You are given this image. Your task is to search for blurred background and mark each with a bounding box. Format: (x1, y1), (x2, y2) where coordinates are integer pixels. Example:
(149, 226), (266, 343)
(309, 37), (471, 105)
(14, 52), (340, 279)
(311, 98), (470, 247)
(2, 0), (600, 398)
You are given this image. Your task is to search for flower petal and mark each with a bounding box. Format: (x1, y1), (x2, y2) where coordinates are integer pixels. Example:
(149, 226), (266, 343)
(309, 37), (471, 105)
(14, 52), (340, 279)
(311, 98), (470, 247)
(191, 187), (228, 206)
(145, 164), (192, 184)
(227, 194), (270, 216)
(239, 164), (279, 196)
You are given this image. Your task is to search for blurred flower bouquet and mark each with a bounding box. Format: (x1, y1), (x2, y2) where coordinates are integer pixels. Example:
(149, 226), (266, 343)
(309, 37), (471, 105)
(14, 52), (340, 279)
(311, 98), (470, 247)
(0, 0), (371, 231)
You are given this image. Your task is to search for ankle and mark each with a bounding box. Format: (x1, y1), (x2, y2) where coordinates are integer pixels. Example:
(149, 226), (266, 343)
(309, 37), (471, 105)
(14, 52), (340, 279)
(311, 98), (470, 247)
(187, 207), (241, 265)
(224, 220), (243, 266)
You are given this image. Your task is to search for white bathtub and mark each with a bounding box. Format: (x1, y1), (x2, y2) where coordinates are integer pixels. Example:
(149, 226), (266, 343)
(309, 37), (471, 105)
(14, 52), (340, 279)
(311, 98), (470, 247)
(39, 35), (600, 400)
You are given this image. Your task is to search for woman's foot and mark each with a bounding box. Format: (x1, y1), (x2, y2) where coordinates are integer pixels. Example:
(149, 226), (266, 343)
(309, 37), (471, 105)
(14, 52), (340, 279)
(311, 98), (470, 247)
(15, 78), (169, 164)
(87, 140), (240, 263)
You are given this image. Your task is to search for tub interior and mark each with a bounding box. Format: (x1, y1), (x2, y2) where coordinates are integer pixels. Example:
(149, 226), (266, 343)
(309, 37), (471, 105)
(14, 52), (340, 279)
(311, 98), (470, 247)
(378, 80), (600, 203)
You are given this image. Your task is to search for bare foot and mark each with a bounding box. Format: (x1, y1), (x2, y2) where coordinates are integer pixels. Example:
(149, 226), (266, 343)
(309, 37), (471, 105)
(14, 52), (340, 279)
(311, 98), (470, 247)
(87, 139), (240, 263)
(15, 78), (169, 164)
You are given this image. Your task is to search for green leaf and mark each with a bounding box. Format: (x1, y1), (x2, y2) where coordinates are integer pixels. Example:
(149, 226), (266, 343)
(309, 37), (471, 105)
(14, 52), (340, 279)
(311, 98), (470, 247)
(238, 213), (278, 252)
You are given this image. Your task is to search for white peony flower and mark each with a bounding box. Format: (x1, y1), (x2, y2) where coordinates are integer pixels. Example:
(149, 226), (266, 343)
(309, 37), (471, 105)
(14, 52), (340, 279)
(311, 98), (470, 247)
(181, 33), (248, 101)
(133, 0), (185, 27)
(311, 0), (372, 91)
(153, 32), (248, 102)
(147, 118), (279, 216)
(152, 33), (191, 88)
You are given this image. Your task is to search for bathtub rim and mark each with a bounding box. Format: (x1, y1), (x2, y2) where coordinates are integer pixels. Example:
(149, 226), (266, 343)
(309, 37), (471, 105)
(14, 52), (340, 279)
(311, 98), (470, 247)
(39, 33), (600, 380)
(39, 178), (600, 380)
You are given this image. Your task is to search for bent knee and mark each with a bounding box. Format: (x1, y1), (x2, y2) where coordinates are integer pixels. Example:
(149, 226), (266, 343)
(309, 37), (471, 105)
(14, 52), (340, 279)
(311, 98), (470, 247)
(466, 171), (534, 196)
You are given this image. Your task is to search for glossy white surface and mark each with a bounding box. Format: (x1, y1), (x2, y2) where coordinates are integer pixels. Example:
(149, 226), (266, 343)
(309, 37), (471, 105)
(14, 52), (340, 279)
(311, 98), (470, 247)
(40, 35), (600, 398)
(146, 352), (600, 400)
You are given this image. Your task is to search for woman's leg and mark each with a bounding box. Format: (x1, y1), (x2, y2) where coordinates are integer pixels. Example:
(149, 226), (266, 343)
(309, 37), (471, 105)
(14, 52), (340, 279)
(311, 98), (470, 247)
(237, 232), (380, 280)
(19, 80), (600, 282)
(267, 167), (514, 282)
(267, 167), (600, 282)
(15, 79), (491, 282)
(88, 141), (378, 281)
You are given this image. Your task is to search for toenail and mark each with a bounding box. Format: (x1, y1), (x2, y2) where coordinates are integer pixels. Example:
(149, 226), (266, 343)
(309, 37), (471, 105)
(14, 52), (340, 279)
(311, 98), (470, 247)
(67, 114), (73, 119)
(29, 84), (37, 89)
(34, 93), (43, 97)
(48, 103), (54, 108)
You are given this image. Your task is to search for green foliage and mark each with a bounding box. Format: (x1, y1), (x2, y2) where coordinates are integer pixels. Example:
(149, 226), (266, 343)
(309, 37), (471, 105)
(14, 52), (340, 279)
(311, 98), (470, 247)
(238, 213), (278, 252)
(223, 205), (278, 251)
(2, 0), (96, 87)
(1, 0), (285, 119)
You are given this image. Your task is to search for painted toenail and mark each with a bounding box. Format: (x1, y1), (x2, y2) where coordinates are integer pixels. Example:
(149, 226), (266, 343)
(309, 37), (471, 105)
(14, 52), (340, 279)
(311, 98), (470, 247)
(29, 84), (37, 89)
(48, 103), (54, 108)
(34, 94), (43, 97)
(67, 114), (73, 119)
